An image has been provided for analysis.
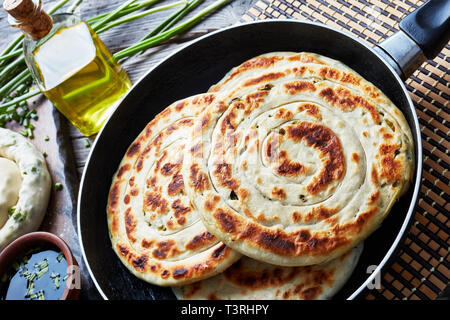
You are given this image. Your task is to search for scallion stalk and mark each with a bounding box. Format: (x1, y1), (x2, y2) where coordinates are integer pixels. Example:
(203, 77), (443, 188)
(95, 1), (186, 34)
(114, 0), (228, 60)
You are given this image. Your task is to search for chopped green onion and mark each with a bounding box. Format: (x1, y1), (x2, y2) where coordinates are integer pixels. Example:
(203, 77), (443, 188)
(83, 138), (91, 148)
(26, 280), (35, 297)
(54, 183), (63, 191)
(39, 259), (48, 270)
(36, 266), (48, 279)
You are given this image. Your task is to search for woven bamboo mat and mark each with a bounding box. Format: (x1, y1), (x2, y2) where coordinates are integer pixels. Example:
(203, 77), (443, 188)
(242, 0), (449, 300)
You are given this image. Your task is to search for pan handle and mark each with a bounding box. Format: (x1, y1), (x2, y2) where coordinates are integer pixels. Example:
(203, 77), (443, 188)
(375, 0), (450, 80)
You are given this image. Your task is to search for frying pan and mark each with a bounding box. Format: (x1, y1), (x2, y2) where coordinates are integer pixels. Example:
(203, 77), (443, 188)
(77, 0), (450, 300)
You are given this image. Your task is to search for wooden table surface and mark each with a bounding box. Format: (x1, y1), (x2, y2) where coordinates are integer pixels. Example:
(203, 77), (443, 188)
(0, 0), (256, 299)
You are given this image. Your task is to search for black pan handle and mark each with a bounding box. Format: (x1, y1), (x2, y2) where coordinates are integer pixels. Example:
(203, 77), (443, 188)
(399, 0), (450, 60)
(376, 0), (450, 80)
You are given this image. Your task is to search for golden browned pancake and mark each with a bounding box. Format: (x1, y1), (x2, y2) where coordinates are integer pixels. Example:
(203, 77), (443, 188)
(107, 94), (241, 286)
(182, 52), (414, 266)
(173, 244), (363, 300)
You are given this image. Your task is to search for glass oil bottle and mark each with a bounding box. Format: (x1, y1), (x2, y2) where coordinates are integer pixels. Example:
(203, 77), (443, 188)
(4, 0), (132, 136)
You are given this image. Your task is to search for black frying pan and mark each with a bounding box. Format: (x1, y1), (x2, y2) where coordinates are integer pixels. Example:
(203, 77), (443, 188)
(77, 0), (450, 299)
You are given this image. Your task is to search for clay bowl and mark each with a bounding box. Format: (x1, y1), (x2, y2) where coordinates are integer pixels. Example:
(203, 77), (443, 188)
(0, 232), (80, 300)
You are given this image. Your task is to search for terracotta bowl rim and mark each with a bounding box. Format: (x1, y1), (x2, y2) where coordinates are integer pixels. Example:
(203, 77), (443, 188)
(0, 231), (79, 300)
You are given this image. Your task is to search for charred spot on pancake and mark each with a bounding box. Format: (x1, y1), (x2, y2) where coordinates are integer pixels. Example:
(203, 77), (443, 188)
(298, 230), (311, 242)
(126, 141), (140, 157)
(211, 244), (228, 259)
(369, 190), (380, 204)
(161, 162), (180, 176)
(379, 144), (402, 184)
(108, 182), (120, 212)
(276, 160), (305, 177)
(144, 191), (168, 214)
(189, 164), (209, 192)
(132, 254), (148, 271)
(284, 81), (316, 94)
(214, 209), (239, 233)
(125, 208), (136, 242)
(272, 187), (286, 200)
(171, 199), (190, 218)
(300, 286), (322, 300)
(319, 67), (340, 80)
(141, 239), (153, 248)
(173, 268), (188, 279)
(117, 164), (131, 178)
(213, 163), (239, 190)
(319, 87), (380, 123)
(371, 166), (379, 184)
(274, 108), (294, 119)
(117, 243), (129, 257)
(186, 231), (215, 250)
(297, 103), (321, 120)
(257, 230), (297, 255)
(225, 56), (283, 85)
(243, 72), (285, 87)
(152, 240), (176, 259)
(168, 173), (184, 196)
(190, 143), (202, 158)
(175, 101), (186, 111)
(161, 270), (170, 278)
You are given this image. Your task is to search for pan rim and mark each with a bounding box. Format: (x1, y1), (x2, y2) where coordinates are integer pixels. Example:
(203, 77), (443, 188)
(77, 19), (423, 300)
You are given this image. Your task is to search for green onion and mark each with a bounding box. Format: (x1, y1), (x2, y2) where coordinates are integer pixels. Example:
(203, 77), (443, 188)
(67, 0), (84, 14)
(95, 1), (186, 34)
(37, 290), (45, 300)
(91, 0), (138, 31)
(83, 138), (91, 148)
(57, 252), (64, 262)
(114, 0), (229, 60)
(36, 266), (48, 279)
(26, 280), (35, 297)
(39, 259), (48, 270)
(54, 183), (63, 191)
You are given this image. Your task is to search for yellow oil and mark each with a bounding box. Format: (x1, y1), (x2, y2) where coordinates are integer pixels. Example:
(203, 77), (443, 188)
(33, 22), (131, 136)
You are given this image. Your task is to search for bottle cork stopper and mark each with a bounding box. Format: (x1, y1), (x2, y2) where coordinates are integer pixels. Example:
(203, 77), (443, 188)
(3, 0), (52, 40)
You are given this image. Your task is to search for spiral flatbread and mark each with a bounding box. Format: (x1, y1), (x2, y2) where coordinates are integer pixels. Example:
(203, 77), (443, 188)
(107, 94), (241, 286)
(183, 52), (414, 266)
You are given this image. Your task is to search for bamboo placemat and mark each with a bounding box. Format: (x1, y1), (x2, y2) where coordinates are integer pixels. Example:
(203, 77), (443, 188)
(242, 0), (449, 300)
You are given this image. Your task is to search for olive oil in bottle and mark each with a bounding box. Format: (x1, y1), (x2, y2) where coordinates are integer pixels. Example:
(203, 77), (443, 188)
(4, 0), (132, 136)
